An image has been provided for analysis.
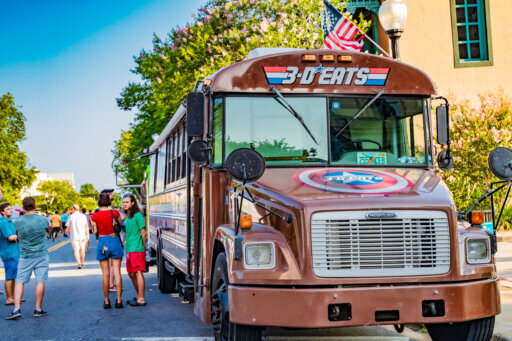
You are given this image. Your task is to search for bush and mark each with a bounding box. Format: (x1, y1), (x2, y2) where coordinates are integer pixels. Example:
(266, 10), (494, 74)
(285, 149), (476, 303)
(438, 91), (512, 229)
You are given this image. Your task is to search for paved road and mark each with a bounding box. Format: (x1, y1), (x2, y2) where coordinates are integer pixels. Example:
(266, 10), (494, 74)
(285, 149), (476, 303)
(0, 236), (423, 340)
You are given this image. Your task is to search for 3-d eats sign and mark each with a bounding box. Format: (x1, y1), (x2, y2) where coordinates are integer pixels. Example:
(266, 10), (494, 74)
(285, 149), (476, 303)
(264, 66), (389, 86)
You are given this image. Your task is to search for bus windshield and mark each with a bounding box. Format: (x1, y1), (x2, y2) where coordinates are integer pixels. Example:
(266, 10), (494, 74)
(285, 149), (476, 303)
(218, 96), (430, 167)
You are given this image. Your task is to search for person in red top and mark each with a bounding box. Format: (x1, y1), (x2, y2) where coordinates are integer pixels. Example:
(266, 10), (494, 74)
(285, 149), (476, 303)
(91, 193), (123, 309)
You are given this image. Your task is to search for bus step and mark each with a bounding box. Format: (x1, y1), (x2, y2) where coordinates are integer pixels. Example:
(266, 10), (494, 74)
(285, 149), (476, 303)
(179, 282), (194, 303)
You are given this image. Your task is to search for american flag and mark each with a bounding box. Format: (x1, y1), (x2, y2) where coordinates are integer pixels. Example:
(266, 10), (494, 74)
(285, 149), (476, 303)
(323, 0), (365, 51)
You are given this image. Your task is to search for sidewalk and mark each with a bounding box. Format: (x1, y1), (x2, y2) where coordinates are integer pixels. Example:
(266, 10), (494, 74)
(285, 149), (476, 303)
(494, 240), (512, 340)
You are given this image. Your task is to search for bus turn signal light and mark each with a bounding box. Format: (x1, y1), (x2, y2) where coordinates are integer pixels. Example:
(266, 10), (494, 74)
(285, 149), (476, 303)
(469, 211), (485, 225)
(320, 54), (335, 62)
(301, 54), (317, 62)
(338, 55), (353, 63)
(239, 215), (253, 229)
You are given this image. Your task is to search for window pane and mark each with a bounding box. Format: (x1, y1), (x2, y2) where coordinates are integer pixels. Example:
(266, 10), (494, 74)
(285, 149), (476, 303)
(467, 0), (477, 4)
(456, 7), (466, 23)
(225, 97), (328, 165)
(468, 24), (479, 40)
(467, 6), (478, 22)
(212, 98), (223, 165)
(470, 42), (481, 58)
(329, 98), (426, 166)
(457, 25), (467, 41)
(459, 43), (469, 59)
(455, 0), (465, 4)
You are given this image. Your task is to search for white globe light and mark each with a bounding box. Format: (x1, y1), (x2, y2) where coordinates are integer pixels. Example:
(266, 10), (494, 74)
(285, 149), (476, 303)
(379, 0), (408, 32)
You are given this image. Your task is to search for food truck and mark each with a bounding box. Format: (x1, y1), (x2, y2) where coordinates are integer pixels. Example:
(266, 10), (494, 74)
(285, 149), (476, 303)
(145, 48), (500, 341)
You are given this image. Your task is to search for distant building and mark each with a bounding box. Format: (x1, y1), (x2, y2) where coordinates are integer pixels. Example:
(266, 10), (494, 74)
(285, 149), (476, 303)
(20, 171), (75, 197)
(346, 0), (510, 103)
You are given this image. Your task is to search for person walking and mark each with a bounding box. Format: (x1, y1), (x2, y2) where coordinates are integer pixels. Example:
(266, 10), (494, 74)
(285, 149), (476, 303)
(82, 208), (92, 253)
(122, 194), (147, 306)
(7, 197), (49, 320)
(66, 205), (89, 269)
(0, 203), (20, 305)
(60, 211), (69, 237)
(91, 193), (123, 309)
(50, 212), (61, 242)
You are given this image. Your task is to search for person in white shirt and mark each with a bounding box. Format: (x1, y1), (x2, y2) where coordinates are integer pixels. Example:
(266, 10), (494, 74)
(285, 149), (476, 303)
(66, 205), (89, 269)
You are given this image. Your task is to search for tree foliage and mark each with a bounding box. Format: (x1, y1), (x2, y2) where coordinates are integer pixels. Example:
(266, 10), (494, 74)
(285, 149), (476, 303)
(0, 93), (36, 202)
(36, 180), (79, 213)
(113, 0), (370, 184)
(79, 183), (99, 199)
(439, 91), (512, 217)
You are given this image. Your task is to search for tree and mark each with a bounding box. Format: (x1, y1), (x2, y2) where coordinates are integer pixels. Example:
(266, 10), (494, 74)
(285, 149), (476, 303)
(113, 0), (370, 184)
(0, 93), (36, 202)
(79, 183), (99, 200)
(37, 180), (79, 213)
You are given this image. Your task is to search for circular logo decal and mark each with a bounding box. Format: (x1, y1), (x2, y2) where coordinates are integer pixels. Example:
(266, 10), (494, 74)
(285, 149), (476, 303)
(293, 168), (414, 194)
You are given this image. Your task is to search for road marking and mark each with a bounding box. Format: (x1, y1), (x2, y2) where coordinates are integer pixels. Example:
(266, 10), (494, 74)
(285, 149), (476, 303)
(48, 239), (70, 253)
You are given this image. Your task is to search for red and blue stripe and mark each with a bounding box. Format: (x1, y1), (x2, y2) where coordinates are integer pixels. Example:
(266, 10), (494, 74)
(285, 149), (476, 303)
(364, 68), (389, 86)
(263, 66), (289, 85)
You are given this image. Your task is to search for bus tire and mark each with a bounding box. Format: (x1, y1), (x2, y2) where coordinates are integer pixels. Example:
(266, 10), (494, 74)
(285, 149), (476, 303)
(427, 316), (495, 341)
(211, 253), (262, 341)
(157, 240), (176, 293)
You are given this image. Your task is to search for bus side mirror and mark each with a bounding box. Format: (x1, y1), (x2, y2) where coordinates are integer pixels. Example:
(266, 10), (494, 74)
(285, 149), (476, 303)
(436, 105), (450, 145)
(186, 92), (205, 137)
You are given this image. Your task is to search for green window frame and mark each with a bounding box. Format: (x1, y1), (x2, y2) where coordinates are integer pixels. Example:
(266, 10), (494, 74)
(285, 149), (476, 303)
(451, 0), (493, 68)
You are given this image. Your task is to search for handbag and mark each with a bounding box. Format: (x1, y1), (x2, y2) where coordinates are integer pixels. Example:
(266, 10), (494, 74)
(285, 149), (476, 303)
(110, 210), (122, 235)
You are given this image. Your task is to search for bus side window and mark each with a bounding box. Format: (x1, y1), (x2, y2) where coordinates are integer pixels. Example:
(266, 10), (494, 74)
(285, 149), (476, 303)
(166, 138), (173, 186)
(182, 125), (187, 179)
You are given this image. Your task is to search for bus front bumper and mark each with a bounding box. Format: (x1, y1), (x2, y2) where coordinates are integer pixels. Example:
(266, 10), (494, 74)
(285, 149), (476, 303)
(228, 278), (500, 328)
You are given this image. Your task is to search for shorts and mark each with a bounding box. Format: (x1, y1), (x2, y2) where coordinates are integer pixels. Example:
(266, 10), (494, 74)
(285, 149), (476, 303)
(16, 255), (49, 284)
(52, 228), (60, 235)
(2, 258), (19, 280)
(126, 251), (146, 273)
(72, 239), (86, 251)
(96, 235), (123, 261)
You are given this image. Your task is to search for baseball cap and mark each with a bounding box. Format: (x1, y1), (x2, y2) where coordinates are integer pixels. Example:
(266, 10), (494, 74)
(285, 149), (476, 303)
(72, 204), (80, 210)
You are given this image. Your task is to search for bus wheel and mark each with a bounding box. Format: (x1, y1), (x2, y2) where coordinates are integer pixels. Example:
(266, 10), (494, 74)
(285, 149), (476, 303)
(157, 240), (176, 293)
(211, 253), (262, 341)
(427, 316), (495, 341)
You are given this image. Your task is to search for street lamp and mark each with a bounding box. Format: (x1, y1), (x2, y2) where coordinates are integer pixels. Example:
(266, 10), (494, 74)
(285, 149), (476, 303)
(378, 0), (408, 60)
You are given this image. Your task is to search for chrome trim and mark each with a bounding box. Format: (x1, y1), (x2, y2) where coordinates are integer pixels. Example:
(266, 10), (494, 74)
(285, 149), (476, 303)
(311, 210), (450, 277)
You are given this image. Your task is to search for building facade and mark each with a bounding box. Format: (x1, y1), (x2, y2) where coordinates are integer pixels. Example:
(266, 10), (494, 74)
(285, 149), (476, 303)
(348, 0), (511, 103)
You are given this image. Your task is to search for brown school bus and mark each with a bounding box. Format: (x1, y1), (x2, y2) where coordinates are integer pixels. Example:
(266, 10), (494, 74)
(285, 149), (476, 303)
(145, 48), (500, 341)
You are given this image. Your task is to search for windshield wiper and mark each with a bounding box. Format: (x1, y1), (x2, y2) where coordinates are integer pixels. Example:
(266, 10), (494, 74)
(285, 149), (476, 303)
(334, 88), (386, 139)
(270, 86), (319, 145)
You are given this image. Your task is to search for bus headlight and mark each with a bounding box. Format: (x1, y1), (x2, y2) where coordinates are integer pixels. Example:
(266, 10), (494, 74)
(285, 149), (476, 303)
(466, 238), (491, 264)
(243, 242), (275, 269)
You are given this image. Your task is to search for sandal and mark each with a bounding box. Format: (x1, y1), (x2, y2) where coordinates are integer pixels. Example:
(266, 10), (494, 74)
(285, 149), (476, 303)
(129, 300), (146, 306)
(126, 297), (137, 305)
(5, 299), (25, 305)
(115, 300), (123, 309)
(103, 300), (111, 309)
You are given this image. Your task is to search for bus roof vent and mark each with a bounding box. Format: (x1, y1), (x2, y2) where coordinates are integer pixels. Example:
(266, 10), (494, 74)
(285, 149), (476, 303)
(246, 47), (303, 60)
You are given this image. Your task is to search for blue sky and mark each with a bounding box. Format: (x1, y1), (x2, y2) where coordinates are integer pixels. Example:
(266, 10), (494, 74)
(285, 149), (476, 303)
(0, 0), (205, 192)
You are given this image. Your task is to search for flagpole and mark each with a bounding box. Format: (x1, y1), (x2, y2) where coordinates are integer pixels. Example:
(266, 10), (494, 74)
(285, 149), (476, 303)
(357, 27), (392, 58)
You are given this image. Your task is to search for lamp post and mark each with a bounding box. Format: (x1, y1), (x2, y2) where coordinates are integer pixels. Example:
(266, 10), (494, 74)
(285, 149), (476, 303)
(378, 0), (408, 60)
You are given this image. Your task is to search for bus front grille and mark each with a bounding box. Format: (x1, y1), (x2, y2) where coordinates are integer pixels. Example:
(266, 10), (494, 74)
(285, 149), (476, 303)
(311, 210), (450, 277)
